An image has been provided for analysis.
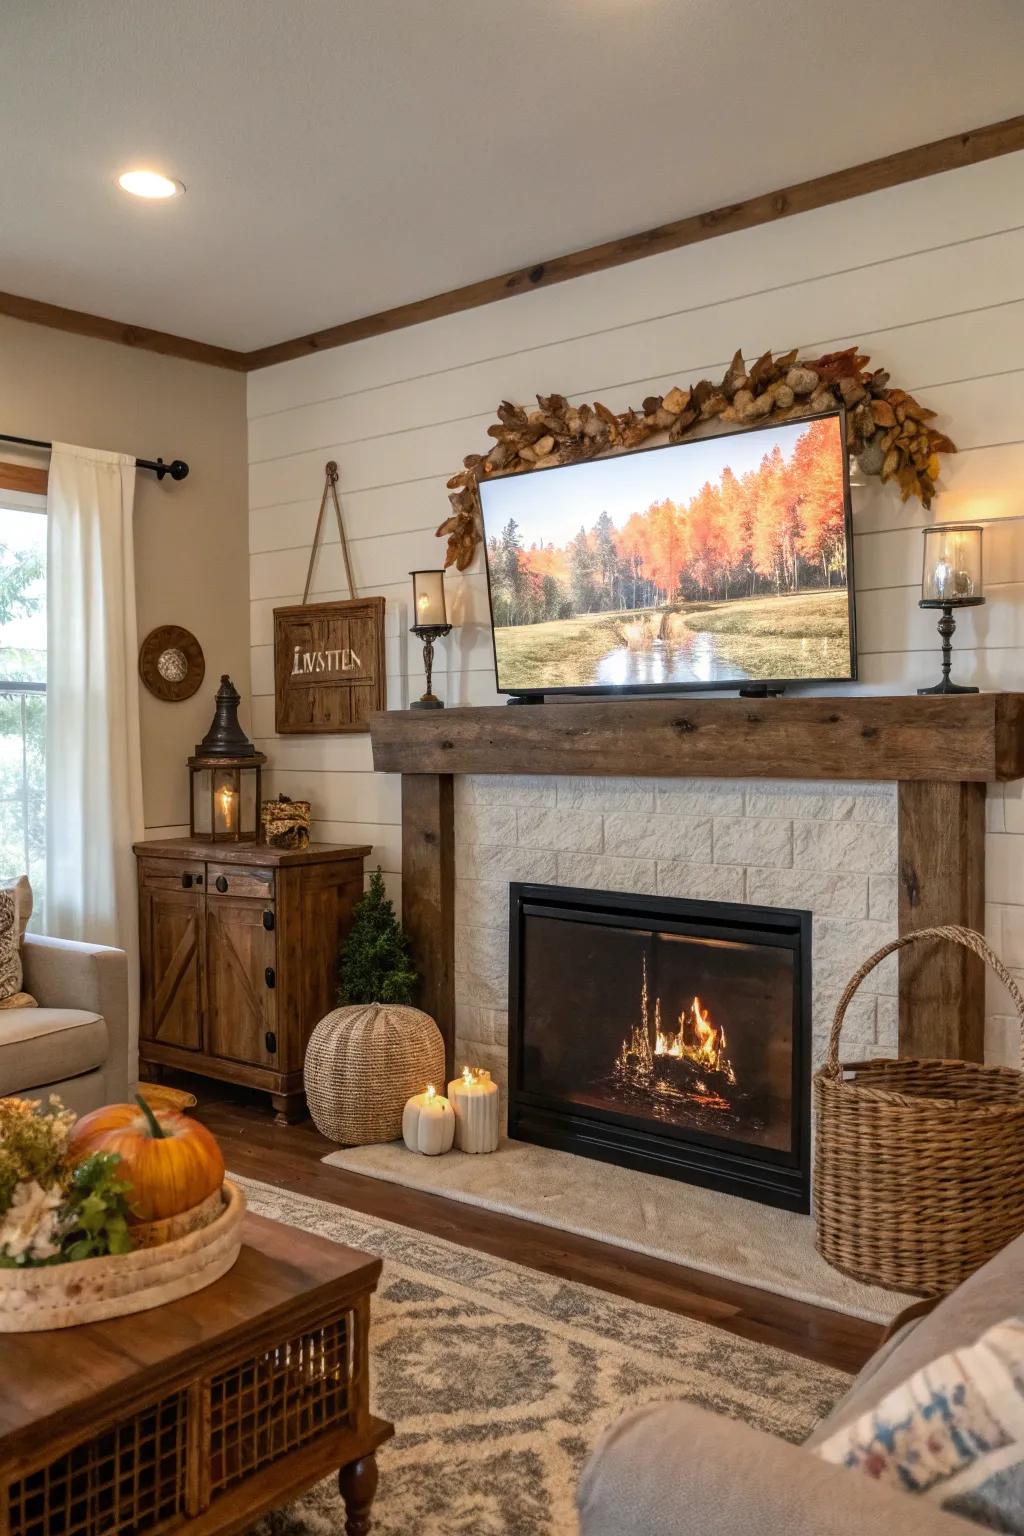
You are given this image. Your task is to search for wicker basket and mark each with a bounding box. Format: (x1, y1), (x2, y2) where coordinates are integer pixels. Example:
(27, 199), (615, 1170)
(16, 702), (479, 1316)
(814, 924), (1024, 1297)
(304, 1003), (445, 1144)
(0, 1180), (245, 1332)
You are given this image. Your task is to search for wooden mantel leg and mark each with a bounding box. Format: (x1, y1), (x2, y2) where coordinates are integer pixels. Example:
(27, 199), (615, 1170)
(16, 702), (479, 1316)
(401, 773), (455, 1077)
(897, 780), (985, 1061)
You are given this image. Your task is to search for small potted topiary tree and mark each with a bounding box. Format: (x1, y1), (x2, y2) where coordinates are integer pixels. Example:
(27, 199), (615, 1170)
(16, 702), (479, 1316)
(337, 867), (417, 1005)
(303, 868), (446, 1144)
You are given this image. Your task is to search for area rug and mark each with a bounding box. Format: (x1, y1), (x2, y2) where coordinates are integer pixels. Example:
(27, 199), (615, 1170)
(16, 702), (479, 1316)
(322, 1138), (905, 1324)
(239, 1174), (851, 1536)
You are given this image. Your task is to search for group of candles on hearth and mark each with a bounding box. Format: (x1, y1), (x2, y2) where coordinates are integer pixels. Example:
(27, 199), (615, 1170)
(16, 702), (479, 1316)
(402, 1067), (499, 1156)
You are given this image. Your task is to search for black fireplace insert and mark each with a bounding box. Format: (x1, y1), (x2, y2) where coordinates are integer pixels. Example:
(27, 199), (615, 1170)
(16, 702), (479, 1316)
(507, 884), (811, 1212)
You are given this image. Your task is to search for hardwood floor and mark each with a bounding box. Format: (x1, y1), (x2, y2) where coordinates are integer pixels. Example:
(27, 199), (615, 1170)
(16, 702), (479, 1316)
(189, 1078), (884, 1375)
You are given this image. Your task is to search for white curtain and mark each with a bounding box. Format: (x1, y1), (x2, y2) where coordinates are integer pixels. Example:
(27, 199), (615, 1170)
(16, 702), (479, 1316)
(46, 444), (143, 1044)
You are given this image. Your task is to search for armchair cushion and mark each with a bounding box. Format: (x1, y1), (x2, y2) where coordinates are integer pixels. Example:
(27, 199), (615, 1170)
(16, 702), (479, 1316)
(578, 1398), (971, 1536)
(0, 1007), (107, 1095)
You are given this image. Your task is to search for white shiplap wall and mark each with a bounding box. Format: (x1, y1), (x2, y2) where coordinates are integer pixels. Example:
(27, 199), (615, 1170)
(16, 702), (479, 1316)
(248, 150), (1024, 1063)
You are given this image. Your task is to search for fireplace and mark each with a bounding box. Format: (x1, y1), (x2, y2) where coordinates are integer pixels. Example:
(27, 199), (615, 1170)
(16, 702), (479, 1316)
(507, 884), (811, 1212)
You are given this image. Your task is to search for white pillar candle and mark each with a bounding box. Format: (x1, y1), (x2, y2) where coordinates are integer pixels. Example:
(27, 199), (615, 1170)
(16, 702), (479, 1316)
(447, 1066), (500, 1154)
(402, 1084), (455, 1156)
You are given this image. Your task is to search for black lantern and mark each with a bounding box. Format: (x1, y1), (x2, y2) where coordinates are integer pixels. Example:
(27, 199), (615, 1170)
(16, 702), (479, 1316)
(409, 569), (452, 709)
(917, 524), (985, 695)
(187, 675), (266, 841)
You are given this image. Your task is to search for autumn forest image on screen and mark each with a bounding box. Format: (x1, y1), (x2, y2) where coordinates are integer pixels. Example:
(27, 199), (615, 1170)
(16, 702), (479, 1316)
(480, 415), (853, 691)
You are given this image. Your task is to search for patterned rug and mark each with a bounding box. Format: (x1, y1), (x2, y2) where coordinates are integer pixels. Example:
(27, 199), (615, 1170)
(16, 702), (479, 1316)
(239, 1175), (850, 1536)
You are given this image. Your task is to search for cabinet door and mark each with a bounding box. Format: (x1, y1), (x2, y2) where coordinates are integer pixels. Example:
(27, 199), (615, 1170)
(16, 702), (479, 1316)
(206, 898), (277, 1069)
(139, 885), (204, 1050)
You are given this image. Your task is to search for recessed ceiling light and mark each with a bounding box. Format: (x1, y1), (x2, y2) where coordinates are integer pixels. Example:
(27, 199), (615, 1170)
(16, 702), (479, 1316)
(117, 169), (184, 200)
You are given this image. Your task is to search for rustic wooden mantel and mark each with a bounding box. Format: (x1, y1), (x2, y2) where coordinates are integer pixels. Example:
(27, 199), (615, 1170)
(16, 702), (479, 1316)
(369, 695), (1024, 1074)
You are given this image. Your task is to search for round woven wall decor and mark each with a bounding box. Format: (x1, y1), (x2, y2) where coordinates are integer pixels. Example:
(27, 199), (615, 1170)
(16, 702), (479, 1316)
(139, 625), (205, 702)
(304, 1003), (445, 1145)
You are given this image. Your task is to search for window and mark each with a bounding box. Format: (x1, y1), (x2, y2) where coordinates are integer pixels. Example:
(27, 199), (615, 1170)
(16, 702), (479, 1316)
(0, 506), (45, 927)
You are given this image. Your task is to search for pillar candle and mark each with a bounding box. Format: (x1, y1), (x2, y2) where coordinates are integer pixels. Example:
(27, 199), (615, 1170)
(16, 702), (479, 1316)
(402, 1084), (455, 1156)
(447, 1066), (500, 1154)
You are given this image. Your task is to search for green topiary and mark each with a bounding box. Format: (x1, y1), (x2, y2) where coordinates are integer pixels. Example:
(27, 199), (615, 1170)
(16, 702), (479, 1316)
(338, 867), (418, 1006)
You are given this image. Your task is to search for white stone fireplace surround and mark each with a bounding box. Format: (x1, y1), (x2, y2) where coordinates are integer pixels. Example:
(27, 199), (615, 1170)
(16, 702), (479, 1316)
(453, 774), (899, 1100)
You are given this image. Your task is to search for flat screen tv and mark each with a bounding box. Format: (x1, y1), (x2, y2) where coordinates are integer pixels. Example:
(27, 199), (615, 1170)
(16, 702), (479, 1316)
(479, 408), (857, 697)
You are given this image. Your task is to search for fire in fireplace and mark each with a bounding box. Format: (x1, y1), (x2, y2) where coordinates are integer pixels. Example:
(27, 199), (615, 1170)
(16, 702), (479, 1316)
(507, 885), (811, 1212)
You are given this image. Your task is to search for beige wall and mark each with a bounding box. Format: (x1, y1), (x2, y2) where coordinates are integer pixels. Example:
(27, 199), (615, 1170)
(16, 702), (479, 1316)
(0, 315), (250, 834)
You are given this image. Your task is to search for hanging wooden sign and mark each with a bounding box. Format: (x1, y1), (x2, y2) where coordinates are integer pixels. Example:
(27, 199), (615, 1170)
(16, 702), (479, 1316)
(273, 462), (386, 734)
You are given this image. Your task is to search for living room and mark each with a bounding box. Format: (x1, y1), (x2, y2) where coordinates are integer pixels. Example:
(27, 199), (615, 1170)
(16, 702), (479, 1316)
(1, 3), (1023, 1533)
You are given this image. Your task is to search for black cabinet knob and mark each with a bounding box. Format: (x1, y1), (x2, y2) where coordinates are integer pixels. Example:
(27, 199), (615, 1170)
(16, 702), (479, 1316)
(264, 966), (276, 989)
(181, 872), (193, 889)
(265, 1030), (277, 1053)
(215, 875), (228, 893)
(262, 909), (275, 931)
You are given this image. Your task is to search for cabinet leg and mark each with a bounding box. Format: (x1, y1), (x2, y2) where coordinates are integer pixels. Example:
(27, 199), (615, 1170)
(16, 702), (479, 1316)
(138, 1060), (163, 1084)
(339, 1453), (378, 1535)
(270, 1092), (307, 1127)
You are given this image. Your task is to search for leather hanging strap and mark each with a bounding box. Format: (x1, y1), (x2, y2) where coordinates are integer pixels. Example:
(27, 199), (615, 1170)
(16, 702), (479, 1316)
(302, 460), (357, 604)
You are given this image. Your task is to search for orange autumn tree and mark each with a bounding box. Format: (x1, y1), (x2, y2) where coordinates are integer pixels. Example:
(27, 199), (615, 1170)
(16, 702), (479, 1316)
(490, 421), (847, 623)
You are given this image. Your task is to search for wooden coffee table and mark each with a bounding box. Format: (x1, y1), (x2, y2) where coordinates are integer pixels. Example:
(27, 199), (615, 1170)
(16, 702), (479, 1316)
(0, 1212), (394, 1535)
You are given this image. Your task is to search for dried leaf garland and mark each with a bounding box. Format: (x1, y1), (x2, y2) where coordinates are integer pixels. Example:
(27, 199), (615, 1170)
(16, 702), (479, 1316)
(435, 346), (956, 570)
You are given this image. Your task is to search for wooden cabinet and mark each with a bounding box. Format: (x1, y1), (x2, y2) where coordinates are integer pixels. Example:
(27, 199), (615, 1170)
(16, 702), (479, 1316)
(135, 839), (369, 1124)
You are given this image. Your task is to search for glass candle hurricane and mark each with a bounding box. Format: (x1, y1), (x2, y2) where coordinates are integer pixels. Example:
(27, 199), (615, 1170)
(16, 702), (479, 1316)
(411, 570), (448, 628)
(921, 524), (984, 606)
(917, 524), (984, 695)
(409, 569), (453, 710)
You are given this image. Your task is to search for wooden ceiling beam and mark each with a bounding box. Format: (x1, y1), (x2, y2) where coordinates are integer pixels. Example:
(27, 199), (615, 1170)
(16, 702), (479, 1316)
(1, 114), (1022, 375)
(243, 113), (1024, 370)
(0, 290), (248, 372)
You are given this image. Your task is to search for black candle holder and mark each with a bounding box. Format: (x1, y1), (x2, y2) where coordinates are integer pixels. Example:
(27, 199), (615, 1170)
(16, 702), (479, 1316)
(411, 624), (452, 709)
(917, 597), (984, 695)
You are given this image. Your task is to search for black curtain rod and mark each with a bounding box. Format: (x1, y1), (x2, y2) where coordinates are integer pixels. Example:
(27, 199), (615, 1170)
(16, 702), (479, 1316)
(0, 433), (189, 482)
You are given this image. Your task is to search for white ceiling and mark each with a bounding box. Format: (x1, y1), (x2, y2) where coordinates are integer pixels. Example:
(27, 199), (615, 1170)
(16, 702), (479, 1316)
(2, 0), (1023, 353)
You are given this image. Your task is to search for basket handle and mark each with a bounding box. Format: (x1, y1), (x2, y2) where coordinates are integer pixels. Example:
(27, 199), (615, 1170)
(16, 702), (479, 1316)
(823, 923), (1024, 1078)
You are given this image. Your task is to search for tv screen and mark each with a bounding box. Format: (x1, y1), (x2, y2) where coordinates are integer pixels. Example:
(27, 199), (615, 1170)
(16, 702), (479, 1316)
(479, 409), (856, 695)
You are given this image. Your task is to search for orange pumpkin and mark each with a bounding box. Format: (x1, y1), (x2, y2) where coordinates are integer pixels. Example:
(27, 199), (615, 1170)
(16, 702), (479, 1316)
(68, 1097), (225, 1222)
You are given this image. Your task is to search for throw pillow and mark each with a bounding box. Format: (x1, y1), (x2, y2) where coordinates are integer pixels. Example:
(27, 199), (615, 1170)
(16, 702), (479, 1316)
(0, 991), (37, 1009)
(814, 1316), (1024, 1531)
(0, 888), (22, 1001)
(0, 874), (32, 938)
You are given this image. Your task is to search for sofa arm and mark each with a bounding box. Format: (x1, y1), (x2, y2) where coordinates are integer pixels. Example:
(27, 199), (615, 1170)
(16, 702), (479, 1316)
(577, 1400), (969, 1536)
(21, 934), (132, 1102)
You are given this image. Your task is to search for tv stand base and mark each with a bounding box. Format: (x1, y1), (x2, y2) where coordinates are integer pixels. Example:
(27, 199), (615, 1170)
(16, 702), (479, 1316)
(738, 683), (786, 698)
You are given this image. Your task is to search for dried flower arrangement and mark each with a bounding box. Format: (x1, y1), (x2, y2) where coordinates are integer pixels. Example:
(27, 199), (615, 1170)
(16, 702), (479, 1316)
(437, 346), (956, 571)
(0, 1097), (132, 1266)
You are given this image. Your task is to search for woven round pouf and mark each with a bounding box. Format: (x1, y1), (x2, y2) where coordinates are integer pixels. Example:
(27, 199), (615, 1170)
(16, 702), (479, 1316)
(304, 1003), (445, 1144)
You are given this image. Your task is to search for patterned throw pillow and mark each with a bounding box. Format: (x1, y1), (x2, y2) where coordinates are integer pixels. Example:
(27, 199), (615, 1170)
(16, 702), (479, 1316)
(0, 874), (31, 938)
(0, 887), (22, 1001)
(814, 1317), (1024, 1530)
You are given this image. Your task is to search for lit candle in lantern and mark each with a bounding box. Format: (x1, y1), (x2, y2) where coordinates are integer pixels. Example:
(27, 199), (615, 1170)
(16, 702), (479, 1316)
(447, 1066), (499, 1154)
(218, 783), (236, 831)
(402, 1083), (456, 1156)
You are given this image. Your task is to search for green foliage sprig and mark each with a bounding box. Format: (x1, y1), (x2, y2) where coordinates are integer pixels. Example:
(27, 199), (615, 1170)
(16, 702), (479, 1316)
(61, 1153), (134, 1262)
(338, 867), (418, 1006)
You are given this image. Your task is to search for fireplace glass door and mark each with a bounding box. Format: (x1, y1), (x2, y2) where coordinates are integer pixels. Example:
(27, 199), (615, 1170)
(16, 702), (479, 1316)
(508, 884), (811, 1211)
